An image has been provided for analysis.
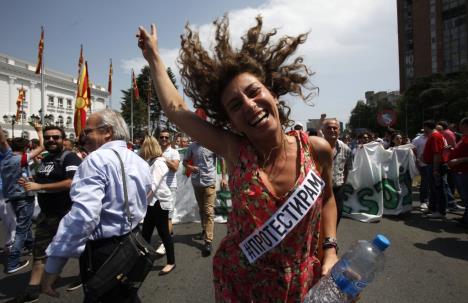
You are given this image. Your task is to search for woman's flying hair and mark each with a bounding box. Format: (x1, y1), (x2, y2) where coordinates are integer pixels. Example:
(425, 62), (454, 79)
(178, 15), (317, 129)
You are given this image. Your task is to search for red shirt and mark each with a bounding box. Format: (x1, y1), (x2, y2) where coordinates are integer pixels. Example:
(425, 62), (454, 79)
(449, 135), (468, 173)
(443, 129), (457, 147)
(423, 131), (448, 164)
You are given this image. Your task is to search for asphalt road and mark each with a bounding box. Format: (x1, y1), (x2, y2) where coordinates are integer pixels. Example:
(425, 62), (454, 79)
(1, 200), (467, 303)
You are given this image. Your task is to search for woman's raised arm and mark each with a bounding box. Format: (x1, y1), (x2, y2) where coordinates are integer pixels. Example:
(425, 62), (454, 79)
(137, 24), (239, 163)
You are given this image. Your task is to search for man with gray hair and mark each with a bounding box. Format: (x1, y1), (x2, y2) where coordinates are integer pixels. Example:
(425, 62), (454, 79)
(322, 118), (352, 226)
(42, 109), (152, 301)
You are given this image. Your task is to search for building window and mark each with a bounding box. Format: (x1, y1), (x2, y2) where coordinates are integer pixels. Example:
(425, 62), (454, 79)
(67, 99), (72, 109)
(66, 117), (72, 127)
(58, 97), (63, 108)
(57, 116), (64, 127)
(22, 131), (29, 139)
(48, 96), (54, 107)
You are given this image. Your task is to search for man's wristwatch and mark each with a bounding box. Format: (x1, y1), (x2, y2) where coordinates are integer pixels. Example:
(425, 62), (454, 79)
(322, 237), (338, 253)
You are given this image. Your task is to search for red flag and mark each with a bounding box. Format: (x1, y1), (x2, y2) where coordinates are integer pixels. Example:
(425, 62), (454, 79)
(35, 27), (44, 74)
(74, 61), (90, 136)
(132, 70), (140, 100)
(108, 59), (113, 95)
(16, 87), (25, 121)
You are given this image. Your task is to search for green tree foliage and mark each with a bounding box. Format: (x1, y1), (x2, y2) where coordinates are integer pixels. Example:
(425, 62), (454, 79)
(348, 100), (397, 136)
(348, 71), (468, 138)
(120, 66), (178, 139)
(396, 71), (468, 137)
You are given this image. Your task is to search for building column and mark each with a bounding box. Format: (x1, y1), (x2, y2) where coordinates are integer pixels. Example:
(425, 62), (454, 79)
(9, 76), (16, 113)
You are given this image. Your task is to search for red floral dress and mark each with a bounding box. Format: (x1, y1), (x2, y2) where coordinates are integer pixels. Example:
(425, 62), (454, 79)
(213, 131), (323, 302)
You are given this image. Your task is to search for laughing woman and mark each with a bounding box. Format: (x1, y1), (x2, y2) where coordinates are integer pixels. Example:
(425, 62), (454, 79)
(137, 15), (338, 302)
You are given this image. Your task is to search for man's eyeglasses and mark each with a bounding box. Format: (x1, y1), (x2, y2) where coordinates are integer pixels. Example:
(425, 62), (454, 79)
(159, 136), (169, 140)
(44, 135), (62, 141)
(83, 125), (107, 136)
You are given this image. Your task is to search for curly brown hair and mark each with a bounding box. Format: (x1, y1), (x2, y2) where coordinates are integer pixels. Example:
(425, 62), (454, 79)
(178, 15), (317, 129)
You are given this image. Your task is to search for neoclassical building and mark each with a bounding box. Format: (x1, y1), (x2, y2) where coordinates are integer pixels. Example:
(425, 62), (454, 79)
(0, 52), (108, 140)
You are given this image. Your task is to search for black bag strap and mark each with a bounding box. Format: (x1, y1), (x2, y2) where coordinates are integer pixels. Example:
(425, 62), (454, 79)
(110, 149), (133, 230)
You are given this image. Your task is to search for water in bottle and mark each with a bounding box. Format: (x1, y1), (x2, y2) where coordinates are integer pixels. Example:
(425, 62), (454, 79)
(304, 234), (390, 303)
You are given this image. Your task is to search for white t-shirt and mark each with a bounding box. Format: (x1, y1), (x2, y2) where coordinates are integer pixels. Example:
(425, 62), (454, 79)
(162, 146), (180, 188)
(412, 134), (428, 167)
(148, 157), (173, 209)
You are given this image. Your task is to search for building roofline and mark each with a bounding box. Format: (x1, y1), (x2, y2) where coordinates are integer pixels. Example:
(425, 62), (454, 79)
(0, 52), (108, 93)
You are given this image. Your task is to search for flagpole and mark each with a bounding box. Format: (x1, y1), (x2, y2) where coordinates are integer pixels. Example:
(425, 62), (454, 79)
(147, 75), (151, 135)
(131, 77), (134, 142)
(40, 39), (45, 123)
(21, 88), (25, 133)
(108, 58), (112, 109)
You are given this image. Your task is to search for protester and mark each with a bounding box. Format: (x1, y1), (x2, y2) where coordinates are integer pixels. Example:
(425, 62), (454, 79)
(0, 123), (44, 274)
(180, 136), (190, 148)
(293, 122), (304, 131)
(322, 119), (352, 226)
(358, 132), (371, 145)
(183, 141), (225, 256)
(139, 135), (176, 275)
(437, 121), (462, 210)
(448, 117), (468, 227)
(412, 131), (430, 210)
(0, 146), (16, 256)
(390, 132), (403, 148)
(422, 120), (449, 219)
(353, 132), (370, 156)
(449, 122), (462, 142)
(42, 109), (152, 302)
(137, 15), (338, 302)
(341, 134), (351, 146)
(158, 129), (180, 255)
(172, 133), (182, 149)
(14, 125), (82, 302)
(62, 138), (74, 151)
(383, 128), (396, 149)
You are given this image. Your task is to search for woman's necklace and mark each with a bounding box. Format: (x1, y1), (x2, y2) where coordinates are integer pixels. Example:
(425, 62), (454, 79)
(259, 134), (289, 182)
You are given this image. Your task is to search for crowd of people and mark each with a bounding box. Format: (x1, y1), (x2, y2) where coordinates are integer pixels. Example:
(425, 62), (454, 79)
(295, 116), (468, 224)
(0, 14), (466, 303)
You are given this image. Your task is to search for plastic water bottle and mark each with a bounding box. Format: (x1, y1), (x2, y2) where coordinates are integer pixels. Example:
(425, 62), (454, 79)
(304, 234), (390, 303)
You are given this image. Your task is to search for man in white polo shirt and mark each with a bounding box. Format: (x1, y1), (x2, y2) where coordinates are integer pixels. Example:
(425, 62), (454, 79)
(158, 129), (180, 255)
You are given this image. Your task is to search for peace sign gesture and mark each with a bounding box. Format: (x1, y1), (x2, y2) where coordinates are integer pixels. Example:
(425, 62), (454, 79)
(137, 24), (159, 63)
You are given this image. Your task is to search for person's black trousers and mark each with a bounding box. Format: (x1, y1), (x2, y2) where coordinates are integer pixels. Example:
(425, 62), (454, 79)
(141, 202), (175, 265)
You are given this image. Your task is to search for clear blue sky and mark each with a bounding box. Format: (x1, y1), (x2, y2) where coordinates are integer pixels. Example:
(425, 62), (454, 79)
(0, 0), (399, 126)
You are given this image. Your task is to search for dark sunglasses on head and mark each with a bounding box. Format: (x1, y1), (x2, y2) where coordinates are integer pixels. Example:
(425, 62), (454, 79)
(44, 135), (62, 141)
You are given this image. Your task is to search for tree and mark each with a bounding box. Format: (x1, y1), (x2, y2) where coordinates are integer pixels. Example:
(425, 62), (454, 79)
(120, 66), (178, 138)
(396, 70), (468, 137)
(348, 99), (397, 136)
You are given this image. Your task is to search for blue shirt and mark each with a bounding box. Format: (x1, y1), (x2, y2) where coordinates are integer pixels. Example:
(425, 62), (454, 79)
(0, 148), (32, 200)
(45, 140), (152, 274)
(184, 142), (217, 187)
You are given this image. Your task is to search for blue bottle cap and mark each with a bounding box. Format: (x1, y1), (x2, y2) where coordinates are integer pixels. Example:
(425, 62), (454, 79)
(372, 234), (390, 251)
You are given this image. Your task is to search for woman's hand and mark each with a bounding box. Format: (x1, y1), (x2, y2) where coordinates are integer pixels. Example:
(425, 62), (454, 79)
(321, 250), (339, 276)
(137, 24), (159, 63)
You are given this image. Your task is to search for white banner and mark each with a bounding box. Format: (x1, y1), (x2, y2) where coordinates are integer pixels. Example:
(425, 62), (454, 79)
(342, 142), (418, 223)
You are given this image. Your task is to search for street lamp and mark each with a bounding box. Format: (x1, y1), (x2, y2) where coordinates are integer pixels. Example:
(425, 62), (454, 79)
(44, 114), (54, 126)
(29, 114), (41, 124)
(3, 114), (17, 137)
